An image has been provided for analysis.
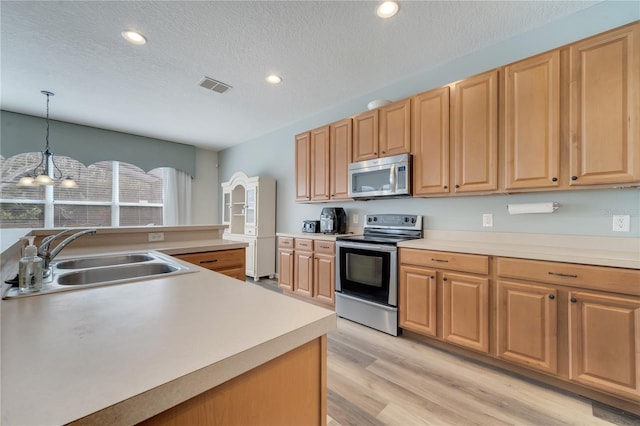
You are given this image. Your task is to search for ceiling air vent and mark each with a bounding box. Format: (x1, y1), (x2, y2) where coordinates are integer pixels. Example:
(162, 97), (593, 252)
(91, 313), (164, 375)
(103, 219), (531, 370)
(199, 77), (232, 94)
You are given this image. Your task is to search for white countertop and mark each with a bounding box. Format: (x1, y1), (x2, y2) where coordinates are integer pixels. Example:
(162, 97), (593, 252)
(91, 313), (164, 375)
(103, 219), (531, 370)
(1, 267), (336, 425)
(399, 230), (640, 269)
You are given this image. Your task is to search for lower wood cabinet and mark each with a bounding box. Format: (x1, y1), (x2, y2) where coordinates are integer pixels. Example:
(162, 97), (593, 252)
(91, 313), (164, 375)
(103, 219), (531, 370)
(278, 237), (335, 307)
(174, 248), (246, 280)
(399, 249), (490, 354)
(442, 272), (489, 353)
(400, 247), (640, 413)
(568, 290), (640, 401)
(496, 280), (558, 374)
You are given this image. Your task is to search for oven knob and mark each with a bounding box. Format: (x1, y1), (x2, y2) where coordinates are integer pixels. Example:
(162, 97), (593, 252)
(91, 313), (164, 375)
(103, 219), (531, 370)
(367, 217), (372, 222)
(404, 217), (409, 222)
(411, 218), (416, 223)
(373, 217), (378, 222)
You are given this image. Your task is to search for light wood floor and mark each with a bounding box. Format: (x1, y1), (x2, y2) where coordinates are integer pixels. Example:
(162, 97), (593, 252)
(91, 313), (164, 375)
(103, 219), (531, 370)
(248, 278), (638, 426)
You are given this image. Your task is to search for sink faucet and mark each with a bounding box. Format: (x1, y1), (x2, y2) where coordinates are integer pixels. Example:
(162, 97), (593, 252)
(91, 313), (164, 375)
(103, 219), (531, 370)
(38, 228), (97, 274)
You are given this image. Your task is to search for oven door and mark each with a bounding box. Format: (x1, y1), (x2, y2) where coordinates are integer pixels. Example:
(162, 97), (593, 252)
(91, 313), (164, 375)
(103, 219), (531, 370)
(335, 241), (397, 306)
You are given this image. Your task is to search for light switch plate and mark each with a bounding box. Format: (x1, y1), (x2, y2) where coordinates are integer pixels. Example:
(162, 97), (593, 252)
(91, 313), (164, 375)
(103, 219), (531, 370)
(612, 215), (630, 232)
(482, 214), (493, 228)
(352, 214), (358, 224)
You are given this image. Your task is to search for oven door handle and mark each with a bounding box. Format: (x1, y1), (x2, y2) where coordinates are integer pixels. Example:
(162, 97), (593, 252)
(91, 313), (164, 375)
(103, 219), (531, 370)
(337, 242), (397, 253)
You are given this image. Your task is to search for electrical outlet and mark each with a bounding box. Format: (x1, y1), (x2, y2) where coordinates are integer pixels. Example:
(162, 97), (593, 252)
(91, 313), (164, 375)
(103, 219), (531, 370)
(612, 215), (630, 232)
(352, 214), (359, 224)
(482, 213), (493, 228)
(148, 232), (165, 242)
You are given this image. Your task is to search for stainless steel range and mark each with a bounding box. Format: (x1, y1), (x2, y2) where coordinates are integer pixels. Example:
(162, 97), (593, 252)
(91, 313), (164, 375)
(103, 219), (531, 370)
(335, 214), (422, 336)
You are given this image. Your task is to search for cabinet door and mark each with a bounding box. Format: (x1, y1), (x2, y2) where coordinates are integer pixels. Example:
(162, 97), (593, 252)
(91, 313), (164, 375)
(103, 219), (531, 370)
(310, 126), (330, 201)
(295, 132), (311, 201)
(244, 239), (255, 278)
(399, 265), (437, 337)
(452, 69), (498, 193)
(353, 110), (379, 162)
(442, 272), (489, 353)
(244, 187), (256, 227)
(294, 251), (314, 297)
(314, 254), (335, 305)
(379, 98), (411, 157)
(222, 190), (231, 224)
(504, 51), (560, 190)
(278, 249), (294, 291)
(569, 23), (640, 185)
(412, 87), (450, 195)
(330, 118), (352, 200)
(496, 280), (558, 374)
(569, 290), (640, 401)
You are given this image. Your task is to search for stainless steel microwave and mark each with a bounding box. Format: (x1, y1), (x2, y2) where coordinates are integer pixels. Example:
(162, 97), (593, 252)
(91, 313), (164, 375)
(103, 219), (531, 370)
(348, 153), (411, 199)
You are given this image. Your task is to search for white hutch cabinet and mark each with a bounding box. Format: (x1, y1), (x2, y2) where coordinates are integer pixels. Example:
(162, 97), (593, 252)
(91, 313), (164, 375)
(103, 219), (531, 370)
(221, 171), (276, 280)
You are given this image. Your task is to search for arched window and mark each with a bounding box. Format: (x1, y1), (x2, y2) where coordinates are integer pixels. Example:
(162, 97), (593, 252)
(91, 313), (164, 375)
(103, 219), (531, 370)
(0, 153), (166, 228)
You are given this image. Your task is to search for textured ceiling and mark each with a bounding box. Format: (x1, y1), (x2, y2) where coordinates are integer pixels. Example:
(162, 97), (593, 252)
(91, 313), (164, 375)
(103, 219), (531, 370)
(1, 1), (598, 151)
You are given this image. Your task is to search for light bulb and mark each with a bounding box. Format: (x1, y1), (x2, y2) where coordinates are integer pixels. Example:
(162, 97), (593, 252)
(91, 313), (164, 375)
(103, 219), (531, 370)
(17, 176), (36, 187)
(377, 1), (399, 18)
(60, 177), (78, 188)
(122, 30), (147, 45)
(35, 174), (54, 185)
(266, 74), (282, 84)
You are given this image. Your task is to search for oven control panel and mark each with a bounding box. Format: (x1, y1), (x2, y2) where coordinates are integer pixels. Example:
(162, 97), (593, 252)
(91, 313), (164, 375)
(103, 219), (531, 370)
(364, 214), (422, 230)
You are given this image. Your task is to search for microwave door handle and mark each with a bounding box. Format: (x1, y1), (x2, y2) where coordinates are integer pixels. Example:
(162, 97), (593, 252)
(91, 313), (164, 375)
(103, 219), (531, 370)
(389, 163), (396, 191)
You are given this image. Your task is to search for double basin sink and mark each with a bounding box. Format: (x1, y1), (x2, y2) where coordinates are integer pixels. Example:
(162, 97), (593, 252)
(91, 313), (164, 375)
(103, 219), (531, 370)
(3, 251), (196, 298)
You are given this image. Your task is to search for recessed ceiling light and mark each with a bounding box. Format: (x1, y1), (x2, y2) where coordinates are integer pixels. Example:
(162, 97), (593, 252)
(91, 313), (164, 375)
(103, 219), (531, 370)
(377, 1), (399, 18)
(266, 74), (282, 85)
(121, 30), (147, 45)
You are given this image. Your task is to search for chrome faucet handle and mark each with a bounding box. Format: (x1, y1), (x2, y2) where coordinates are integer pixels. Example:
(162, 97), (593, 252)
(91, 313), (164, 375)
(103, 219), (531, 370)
(38, 229), (75, 256)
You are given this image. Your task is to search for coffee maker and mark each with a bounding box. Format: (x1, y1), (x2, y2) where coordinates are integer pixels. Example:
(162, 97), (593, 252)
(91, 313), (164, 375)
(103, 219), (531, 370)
(320, 207), (347, 234)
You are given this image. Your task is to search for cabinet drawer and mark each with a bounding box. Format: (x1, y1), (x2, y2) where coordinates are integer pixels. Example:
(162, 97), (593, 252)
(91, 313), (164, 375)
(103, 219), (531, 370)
(314, 240), (335, 254)
(400, 248), (489, 275)
(497, 257), (640, 296)
(218, 267), (246, 281)
(278, 237), (294, 248)
(175, 249), (244, 271)
(246, 227), (256, 236)
(295, 238), (313, 251)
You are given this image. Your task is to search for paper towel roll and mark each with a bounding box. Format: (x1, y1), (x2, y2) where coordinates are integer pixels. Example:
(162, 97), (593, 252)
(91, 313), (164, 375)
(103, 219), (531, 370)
(507, 202), (558, 215)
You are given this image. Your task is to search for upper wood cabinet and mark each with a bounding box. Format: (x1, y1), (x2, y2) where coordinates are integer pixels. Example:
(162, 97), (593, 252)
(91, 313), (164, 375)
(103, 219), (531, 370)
(329, 118), (353, 200)
(504, 51), (561, 190)
(353, 99), (411, 162)
(353, 109), (379, 161)
(569, 23), (640, 185)
(310, 126), (330, 201)
(452, 69), (499, 193)
(379, 98), (411, 158)
(412, 86), (451, 195)
(295, 132), (311, 201)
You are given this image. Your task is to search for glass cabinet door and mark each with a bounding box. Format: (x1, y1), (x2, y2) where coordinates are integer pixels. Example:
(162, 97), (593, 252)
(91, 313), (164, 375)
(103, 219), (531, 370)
(245, 187), (256, 227)
(222, 191), (231, 224)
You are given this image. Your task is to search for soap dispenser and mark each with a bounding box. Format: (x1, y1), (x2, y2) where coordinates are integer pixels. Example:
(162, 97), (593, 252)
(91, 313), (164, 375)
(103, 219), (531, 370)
(19, 236), (43, 294)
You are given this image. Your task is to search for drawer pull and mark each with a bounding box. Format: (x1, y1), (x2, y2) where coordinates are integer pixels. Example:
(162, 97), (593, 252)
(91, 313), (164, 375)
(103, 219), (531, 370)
(443, 276), (448, 281)
(320, 245), (330, 249)
(548, 294), (555, 300)
(431, 258), (449, 263)
(548, 272), (577, 278)
(199, 259), (219, 264)
(570, 297), (577, 303)
(430, 275), (435, 279)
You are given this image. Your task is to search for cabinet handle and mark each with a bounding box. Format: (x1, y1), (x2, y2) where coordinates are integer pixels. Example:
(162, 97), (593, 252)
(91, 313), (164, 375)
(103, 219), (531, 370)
(199, 259), (219, 264)
(430, 275), (435, 279)
(455, 184), (460, 189)
(570, 297), (577, 303)
(548, 294), (555, 300)
(571, 176), (578, 181)
(443, 185), (448, 190)
(431, 258), (449, 263)
(443, 276), (448, 281)
(382, 151), (386, 154)
(320, 245), (330, 249)
(552, 177), (558, 182)
(374, 152), (378, 156)
(548, 272), (577, 278)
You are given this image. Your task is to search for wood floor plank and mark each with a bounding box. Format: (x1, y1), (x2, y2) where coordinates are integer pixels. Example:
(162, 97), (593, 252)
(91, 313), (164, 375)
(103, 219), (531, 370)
(326, 318), (622, 426)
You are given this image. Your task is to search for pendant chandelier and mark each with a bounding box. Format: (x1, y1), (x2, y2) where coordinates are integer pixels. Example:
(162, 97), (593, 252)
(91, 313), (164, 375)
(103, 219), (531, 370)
(17, 91), (77, 188)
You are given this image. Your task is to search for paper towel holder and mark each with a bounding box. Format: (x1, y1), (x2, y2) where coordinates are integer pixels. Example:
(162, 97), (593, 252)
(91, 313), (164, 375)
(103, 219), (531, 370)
(507, 202), (559, 215)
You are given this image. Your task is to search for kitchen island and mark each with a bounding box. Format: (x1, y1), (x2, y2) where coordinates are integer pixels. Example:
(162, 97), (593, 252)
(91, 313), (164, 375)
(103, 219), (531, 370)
(1, 226), (336, 425)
